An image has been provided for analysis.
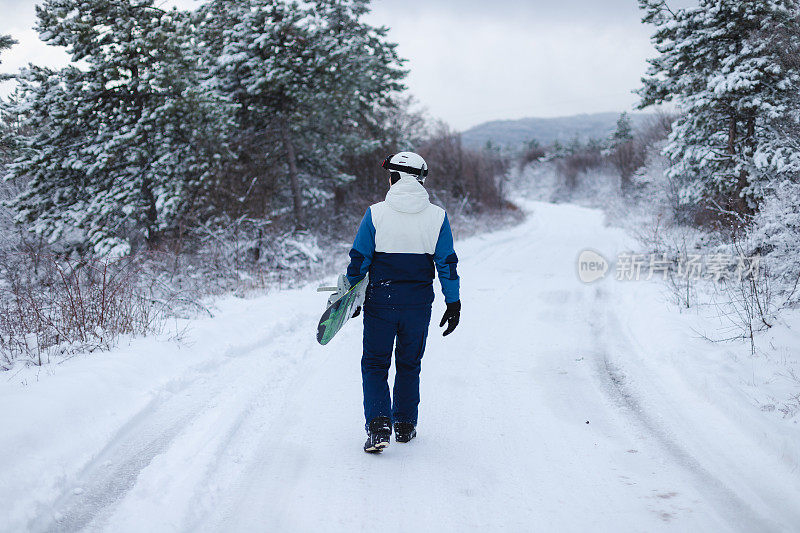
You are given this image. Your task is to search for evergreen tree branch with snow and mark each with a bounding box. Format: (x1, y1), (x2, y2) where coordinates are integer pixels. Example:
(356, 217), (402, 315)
(201, 0), (406, 229)
(0, 34), (19, 155)
(5, 0), (230, 256)
(0, 34), (17, 77)
(4, 0), (409, 255)
(637, 0), (800, 220)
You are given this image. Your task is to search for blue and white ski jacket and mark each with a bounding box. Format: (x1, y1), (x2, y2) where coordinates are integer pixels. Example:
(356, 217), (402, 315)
(346, 176), (460, 308)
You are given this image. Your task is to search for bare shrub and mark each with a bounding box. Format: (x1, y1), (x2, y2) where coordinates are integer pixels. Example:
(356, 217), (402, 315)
(609, 112), (673, 194)
(169, 215), (327, 296)
(709, 234), (800, 355)
(609, 140), (647, 193)
(332, 106), (512, 218)
(716, 267), (774, 355)
(519, 140), (546, 169)
(418, 123), (508, 212)
(639, 111), (675, 147)
(0, 253), (174, 368)
(555, 146), (604, 191)
(664, 237), (699, 310)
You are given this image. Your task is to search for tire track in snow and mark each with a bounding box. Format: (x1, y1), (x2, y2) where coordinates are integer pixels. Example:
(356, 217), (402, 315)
(32, 389), (204, 533)
(27, 316), (307, 533)
(588, 291), (780, 532)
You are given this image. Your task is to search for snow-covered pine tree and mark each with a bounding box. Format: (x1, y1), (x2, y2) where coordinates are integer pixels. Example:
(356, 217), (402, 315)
(612, 112), (634, 145)
(1, 34), (20, 212)
(6, 0), (229, 256)
(608, 112), (645, 192)
(207, 0), (406, 228)
(0, 34), (18, 154)
(637, 0), (800, 218)
(747, 13), (800, 297)
(0, 34), (16, 73)
(751, 7), (800, 185)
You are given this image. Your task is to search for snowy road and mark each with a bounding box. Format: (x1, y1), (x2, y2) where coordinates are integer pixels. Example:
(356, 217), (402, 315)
(3, 202), (800, 532)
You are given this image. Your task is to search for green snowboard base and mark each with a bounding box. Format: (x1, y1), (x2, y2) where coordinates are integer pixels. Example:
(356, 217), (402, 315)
(316, 275), (368, 345)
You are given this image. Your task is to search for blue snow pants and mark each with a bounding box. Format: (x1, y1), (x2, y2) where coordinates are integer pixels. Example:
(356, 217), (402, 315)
(362, 304), (432, 428)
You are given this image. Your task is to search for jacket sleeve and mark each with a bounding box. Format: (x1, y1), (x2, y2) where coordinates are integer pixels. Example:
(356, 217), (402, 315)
(346, 208), (376, 286)
(433, 213), (460, 303)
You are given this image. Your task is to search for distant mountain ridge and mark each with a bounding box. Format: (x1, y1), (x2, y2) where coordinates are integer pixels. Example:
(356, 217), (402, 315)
(461, 112), (655, 149)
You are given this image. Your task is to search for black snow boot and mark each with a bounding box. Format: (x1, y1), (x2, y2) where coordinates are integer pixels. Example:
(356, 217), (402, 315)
(394, 422), (416, 443)
(364, 416), (391, 453)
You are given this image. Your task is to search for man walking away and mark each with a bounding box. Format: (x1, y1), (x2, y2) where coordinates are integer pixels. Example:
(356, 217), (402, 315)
(344, 152), (461, 453)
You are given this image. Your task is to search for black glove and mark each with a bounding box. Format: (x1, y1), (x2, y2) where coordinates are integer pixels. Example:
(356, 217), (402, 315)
(439, 300), (461, 336)
(352, 306), (361, 318)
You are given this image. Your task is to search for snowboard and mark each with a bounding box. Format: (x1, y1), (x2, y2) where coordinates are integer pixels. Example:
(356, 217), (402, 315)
(316, 274), (368, 345)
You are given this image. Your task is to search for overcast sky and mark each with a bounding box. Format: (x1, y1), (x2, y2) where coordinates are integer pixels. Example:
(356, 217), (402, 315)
(0, 0), (694, 130)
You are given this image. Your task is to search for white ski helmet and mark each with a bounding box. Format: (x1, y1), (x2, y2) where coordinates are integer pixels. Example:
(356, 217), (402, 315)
(382, 152), (428, 184)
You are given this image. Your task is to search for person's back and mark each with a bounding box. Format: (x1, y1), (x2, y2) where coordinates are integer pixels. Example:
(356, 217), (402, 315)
(345, 152), (461, 453)
(354, 175), (454, 307)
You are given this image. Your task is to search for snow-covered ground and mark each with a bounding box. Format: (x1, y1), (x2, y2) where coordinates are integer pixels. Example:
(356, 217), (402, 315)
(2, 201), (799, 532)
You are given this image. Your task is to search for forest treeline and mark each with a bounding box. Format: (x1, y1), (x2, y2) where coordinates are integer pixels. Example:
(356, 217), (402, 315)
(0, 0), (510, 367)
(0, 0), (507, 258)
